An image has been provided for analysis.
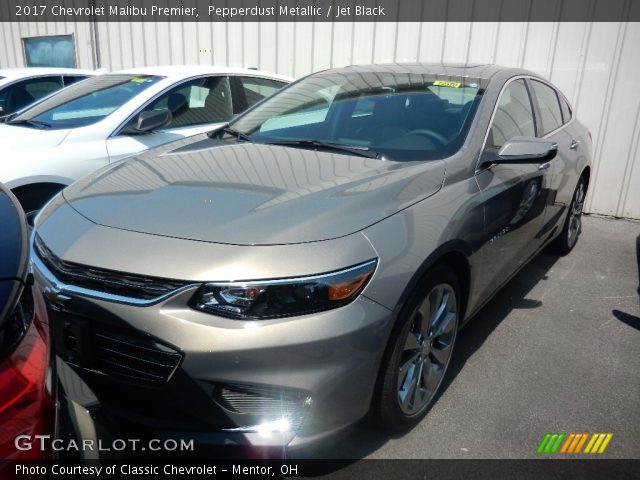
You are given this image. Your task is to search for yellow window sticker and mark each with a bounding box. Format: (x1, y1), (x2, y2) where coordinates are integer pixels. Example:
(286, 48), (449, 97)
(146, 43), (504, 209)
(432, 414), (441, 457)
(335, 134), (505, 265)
(130, 77), (147, 83)
(433, 80), (462, 88)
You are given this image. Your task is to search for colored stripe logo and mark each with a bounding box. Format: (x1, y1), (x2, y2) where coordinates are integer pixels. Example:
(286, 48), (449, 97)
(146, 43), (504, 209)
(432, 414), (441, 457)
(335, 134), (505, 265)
(537, 433), (613, 454)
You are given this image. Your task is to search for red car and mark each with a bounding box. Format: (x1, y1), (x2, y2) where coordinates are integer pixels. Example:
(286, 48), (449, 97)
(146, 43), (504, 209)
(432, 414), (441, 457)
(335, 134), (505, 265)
(0, 184), (53, 463)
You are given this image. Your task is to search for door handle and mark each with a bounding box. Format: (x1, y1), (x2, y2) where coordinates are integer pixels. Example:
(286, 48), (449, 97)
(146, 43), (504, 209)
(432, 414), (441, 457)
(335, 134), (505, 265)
(570, 139), (580, 150)
(538, 162), (551, 171)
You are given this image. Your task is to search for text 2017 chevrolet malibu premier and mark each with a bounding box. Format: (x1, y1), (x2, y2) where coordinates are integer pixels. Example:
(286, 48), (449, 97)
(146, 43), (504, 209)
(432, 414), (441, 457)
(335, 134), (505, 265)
(32, 64), (591, 449)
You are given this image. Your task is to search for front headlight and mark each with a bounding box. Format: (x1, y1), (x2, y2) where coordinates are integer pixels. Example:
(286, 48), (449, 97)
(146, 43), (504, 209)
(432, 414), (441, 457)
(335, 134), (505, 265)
(189, 259), (377, 319)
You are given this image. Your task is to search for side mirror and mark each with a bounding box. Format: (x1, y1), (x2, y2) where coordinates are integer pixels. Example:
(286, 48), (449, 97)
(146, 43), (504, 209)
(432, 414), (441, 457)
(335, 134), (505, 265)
(481, 137), (558, 168)
(122, 109), (172, 135)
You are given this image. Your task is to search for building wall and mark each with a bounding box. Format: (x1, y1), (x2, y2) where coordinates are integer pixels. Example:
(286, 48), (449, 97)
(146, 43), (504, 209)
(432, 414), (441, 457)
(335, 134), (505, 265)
(1, 20), (639, 218)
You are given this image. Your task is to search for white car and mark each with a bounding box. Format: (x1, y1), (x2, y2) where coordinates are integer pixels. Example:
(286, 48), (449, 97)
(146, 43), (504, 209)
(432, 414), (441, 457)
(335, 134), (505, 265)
(0, 68), (94, 117)
(0, 65), (291, 214)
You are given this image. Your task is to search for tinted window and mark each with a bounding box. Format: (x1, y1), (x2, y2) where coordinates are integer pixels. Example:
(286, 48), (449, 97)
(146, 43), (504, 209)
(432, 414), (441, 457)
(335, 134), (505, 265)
(23, 77), (63, 100)
(239, 77), (287, 108)
(530, 80), (563, 135)
(63, 75), (89, 87)
(141, 76), (232, 129)
(0, 87), (8, 114)
(231, 72), (483, 162)
(11, 74), (163, 129)
(0, 77), (63, 115)
(559, 95), (572, 124)
(489, 79), (535, 148)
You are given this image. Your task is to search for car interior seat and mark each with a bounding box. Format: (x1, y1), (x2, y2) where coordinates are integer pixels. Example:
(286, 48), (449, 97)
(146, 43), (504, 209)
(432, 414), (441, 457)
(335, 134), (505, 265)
(203, 80), (232, 122)
(360, 95), (407, 145)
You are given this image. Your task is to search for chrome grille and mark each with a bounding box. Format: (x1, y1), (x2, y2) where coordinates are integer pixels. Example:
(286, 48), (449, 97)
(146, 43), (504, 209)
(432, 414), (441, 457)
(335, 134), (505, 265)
(218, 383), (309, 430)
(93, 328), (183, 384)
(62, 323), (183, 384)
(34, 234), (189, 300)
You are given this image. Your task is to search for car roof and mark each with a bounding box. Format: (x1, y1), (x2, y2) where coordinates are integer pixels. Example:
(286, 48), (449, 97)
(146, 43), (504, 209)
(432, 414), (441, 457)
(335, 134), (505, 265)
(114, 65), (293, 82)
(0, 67), (95, 79)
(318, 63), (538, 88)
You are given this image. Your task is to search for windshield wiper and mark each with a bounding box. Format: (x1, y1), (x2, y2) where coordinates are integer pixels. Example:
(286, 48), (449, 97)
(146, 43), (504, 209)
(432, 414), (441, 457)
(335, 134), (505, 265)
(264, 139), (382, 159)
(8, 119), (52, 129)
(208, 124), (252, 142)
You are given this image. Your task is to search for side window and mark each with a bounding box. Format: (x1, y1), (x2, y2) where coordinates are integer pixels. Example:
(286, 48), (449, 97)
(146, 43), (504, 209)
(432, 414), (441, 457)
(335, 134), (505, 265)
(489, 79), (535, 149)
(63, 75), (89, 87)
(143, 76), (232, 129)
(0, 87), (7, 114)
(2, 77), (63, 115)
(530, 80), (563, 135)
(239, 77), (287, 108)
(559, 95), (572, 124)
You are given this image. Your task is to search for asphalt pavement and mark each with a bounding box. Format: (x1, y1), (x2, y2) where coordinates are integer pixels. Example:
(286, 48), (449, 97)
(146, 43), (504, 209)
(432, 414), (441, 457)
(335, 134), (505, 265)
(295, 215), (640, 459)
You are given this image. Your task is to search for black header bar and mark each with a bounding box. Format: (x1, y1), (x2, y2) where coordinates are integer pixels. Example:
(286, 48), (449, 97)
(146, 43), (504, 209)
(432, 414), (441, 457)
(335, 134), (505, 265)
(1, 0), (639, 22)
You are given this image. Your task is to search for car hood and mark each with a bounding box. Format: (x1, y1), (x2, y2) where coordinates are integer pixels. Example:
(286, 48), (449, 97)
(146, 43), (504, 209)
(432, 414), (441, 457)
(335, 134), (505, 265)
(62, 135), (446, 245)
(0, 123), (70, 148)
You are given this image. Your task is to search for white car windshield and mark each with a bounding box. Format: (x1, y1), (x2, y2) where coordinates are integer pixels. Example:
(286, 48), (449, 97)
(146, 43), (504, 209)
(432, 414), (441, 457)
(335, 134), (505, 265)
(10, 74), (164, 129)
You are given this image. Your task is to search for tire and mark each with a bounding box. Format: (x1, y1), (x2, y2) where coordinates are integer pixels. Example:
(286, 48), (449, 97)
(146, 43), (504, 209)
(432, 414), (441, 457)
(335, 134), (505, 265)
(551, 176), (587, 255)
(12, 184), (64, 225)
(374, 265), (460, 431)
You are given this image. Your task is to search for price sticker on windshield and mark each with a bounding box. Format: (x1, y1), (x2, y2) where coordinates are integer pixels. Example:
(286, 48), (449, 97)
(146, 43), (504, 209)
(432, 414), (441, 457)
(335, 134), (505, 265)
(433, 80), (462, 88)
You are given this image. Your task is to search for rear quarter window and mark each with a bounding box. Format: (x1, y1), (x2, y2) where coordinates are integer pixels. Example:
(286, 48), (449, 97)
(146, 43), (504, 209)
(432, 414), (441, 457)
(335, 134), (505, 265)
(530, 80), (563, 135)
(559, 95), (572, 124)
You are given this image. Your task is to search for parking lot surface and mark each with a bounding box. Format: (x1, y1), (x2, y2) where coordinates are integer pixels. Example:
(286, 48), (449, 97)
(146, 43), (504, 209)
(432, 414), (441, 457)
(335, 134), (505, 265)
(296, 215), (640, 459)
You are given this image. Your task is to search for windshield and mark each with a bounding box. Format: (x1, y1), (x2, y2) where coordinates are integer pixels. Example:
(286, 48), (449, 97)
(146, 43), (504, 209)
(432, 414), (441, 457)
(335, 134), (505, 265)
(230, 71), (483, 161)
(11, 74), (164, 129)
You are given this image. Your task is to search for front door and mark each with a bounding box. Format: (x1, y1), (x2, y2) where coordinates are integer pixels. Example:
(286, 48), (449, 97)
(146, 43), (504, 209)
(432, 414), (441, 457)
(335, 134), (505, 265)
(106, 76), (233, 162)
(475, 78), (552, 300)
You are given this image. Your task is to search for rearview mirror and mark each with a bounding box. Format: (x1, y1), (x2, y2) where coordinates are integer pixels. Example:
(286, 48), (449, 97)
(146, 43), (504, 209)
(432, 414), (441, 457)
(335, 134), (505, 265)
(122, 109), (172, 135)
(489, 137), (558, 165)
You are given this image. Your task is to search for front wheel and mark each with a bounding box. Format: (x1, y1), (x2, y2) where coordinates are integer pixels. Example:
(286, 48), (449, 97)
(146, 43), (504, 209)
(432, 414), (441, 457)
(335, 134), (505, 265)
(552, 177), (586, 255)
(374, 265), (460, 431)
(12, 184), (64, 225)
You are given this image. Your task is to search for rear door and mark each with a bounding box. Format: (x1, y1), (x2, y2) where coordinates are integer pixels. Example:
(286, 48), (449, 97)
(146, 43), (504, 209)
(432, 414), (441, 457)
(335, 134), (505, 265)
(475, 78), (552, 300)
(106, 75), (234, 162)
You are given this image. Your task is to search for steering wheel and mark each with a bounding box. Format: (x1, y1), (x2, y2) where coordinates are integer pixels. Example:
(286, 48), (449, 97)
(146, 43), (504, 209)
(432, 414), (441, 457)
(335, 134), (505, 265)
(404, 129), (449, 147)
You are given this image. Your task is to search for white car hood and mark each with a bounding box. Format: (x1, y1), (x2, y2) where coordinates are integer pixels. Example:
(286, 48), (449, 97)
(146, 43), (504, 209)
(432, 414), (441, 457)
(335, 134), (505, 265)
(0, 123), (70, 149)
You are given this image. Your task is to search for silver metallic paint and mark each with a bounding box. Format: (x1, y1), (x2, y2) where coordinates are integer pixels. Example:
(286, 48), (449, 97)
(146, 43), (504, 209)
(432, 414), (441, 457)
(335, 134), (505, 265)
(33, 64), (592, 447)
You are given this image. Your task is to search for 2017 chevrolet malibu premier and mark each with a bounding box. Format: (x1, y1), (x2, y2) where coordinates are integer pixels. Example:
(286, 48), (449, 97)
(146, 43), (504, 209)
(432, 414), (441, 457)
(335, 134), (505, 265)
(32, 64), (591, 449)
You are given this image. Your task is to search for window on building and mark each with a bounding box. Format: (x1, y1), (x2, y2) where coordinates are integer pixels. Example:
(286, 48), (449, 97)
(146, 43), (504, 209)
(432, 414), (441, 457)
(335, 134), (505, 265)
(23, 35), (77, 68)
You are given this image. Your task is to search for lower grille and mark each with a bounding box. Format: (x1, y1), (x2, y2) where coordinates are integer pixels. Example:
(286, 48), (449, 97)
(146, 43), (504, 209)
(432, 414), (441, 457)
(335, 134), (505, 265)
(62, 324), (182, 385)
(217, 383), (309, 430)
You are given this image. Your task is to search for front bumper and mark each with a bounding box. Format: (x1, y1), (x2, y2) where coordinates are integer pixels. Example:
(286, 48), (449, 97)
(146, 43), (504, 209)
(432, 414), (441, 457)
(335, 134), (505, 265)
(34, 247), (393, 451)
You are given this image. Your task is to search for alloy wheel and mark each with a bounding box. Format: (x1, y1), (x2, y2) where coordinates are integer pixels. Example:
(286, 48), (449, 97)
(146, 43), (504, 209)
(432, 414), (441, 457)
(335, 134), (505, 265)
(397, 283), (457, 415)
(567, 181), (585, 248)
